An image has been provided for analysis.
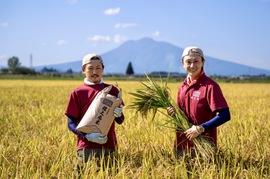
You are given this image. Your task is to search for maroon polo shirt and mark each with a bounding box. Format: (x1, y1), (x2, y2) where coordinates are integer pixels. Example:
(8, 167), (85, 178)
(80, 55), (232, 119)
(65, 83), (124, 150)
(175, 73), (228, 149)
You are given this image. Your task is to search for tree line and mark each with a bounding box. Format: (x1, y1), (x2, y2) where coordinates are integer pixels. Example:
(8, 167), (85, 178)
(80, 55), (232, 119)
(0, 56), (36, 75)
(0, 56), (135, 76)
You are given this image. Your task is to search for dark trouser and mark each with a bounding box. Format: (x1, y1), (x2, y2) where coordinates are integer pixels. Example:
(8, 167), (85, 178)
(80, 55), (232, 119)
(77, 148), (116, 163)
(174, 147), (217, 162)
(173, 148), (197, 160)
(77, 148), (117, 176)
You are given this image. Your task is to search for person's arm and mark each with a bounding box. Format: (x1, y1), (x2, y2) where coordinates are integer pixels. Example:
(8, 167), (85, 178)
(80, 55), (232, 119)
(185, 108), (230, 140)
(115, 115), (124, 124)
(201, 108), (231, 130)
(67, 116), (86, 138)
(114, 104), (125, 124)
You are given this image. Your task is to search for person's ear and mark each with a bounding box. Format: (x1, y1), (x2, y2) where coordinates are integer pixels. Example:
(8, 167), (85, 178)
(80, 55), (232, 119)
(82, 66), (85, 74)
(201, 57), (205, 64)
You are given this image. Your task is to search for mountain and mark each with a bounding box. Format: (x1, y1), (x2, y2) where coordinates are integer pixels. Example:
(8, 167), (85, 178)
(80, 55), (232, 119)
(34, 38), (270, 76)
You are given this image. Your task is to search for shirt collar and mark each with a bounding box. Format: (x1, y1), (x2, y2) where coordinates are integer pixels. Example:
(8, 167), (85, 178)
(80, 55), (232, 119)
(84, 78), (104, 85)
(186, 70), (205, 86)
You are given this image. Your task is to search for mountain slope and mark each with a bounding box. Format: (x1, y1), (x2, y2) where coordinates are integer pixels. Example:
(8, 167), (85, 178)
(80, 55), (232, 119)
(102, 38), (182, 74)
(34, 38), (270, 76)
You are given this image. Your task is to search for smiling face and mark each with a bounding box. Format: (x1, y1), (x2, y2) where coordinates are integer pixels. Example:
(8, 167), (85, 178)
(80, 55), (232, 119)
(182, 54), (205, 80)
(82, 61), (104, 84)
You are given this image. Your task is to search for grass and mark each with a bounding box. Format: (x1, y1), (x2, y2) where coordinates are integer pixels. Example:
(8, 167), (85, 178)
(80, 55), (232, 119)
(0, 79), (269, 178)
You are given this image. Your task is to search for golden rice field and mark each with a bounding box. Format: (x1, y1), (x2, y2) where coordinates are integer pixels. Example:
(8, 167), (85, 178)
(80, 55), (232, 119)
(0, 79), (269, 178)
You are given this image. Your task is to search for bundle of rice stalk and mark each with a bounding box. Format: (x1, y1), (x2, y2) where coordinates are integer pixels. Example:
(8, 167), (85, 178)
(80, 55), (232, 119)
(128, 74), (215, 159)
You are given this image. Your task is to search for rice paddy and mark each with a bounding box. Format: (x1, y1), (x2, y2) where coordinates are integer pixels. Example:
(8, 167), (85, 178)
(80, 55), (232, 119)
(0, 79), (269, 178)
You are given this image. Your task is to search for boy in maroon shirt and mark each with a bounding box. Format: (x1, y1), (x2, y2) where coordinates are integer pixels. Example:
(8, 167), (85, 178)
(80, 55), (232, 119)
(65, 54), (124, 172)
(167, 47), (230, 158)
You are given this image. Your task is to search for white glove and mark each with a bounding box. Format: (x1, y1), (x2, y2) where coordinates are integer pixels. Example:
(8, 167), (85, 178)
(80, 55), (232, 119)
(85, 132), (108, 144)
(114, 105), (123, 118)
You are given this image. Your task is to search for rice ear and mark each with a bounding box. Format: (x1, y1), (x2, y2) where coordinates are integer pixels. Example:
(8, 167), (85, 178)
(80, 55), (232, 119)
(128, 74), (215, 160)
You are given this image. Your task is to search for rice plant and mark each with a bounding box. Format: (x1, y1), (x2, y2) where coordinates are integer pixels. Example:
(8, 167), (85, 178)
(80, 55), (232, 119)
(0, 79), (269, 178)
(128, 74), (215, 159)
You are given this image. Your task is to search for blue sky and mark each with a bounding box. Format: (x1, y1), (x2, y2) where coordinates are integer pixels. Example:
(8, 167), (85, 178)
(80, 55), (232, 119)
(1, 0), (270, 71)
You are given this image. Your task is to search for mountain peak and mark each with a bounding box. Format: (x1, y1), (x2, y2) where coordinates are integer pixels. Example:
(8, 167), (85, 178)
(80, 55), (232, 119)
(34, 38), (270, 76)
(137, 37), (156, 43)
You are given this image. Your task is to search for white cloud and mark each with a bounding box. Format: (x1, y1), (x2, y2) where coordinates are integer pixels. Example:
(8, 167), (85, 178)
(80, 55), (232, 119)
(113, 34), (126, 43)
(152, 31), (160, 37)
(0, 22), (9, 27)
(104, 7), (120, 15)
(56, 40), (68, 45)
(114, 23), (137, 29)
(88, 34), (125, 43)
(88, 35), (111, 42)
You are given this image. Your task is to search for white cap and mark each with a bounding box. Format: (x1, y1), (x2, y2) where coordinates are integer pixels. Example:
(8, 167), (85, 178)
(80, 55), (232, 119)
(82, 53), (103, 67)
(182, 47), (204, 59)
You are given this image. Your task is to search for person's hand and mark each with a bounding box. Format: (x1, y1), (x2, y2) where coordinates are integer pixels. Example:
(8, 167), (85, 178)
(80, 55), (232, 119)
(114, 105), (123, 118)
(184, 125), (201, 140)
(167, 107), (176, 117)
(85, 132), (108, 144)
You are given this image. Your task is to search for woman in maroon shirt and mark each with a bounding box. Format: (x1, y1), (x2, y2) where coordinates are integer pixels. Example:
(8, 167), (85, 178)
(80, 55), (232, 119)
(167, 47), (230, 158)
